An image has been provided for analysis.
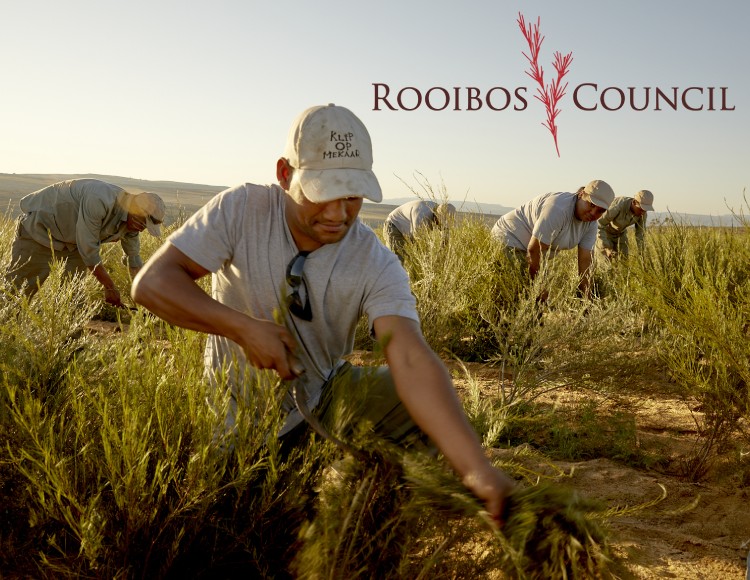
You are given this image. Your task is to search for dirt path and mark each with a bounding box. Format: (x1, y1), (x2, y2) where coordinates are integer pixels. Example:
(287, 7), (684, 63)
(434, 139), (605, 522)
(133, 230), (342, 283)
(539, 457), (746, 578)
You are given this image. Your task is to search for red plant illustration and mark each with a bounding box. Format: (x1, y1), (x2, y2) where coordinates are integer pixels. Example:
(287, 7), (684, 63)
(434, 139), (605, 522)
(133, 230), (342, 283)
(518, 12), (573, 157)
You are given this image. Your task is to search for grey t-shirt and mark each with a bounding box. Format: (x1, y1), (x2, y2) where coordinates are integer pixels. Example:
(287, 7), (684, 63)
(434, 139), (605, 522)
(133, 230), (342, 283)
(168, 183), (419, 434)
(490, 191), (597, 252)
(385, 200), (439, 238)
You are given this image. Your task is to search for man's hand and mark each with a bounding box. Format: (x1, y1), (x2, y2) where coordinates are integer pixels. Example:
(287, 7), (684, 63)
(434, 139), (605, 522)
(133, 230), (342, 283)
(89, 262), (126, 307)
(132, 244), (305, 380)
(375, 316), (517, 525)
(463, 464), (516, 526)
(104, 287), (124, 307)
(233, 318), (301, 380)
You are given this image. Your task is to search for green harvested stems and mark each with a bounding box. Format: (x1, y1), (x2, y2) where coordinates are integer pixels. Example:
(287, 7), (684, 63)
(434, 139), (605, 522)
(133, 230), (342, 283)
(408, 459), (612, 579)
(500, 481), (610, 579)
(295, 438), (611, 579)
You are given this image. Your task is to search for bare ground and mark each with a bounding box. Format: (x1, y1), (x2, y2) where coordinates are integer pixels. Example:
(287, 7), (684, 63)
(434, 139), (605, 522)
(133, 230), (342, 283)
(441, 357), (750, 580)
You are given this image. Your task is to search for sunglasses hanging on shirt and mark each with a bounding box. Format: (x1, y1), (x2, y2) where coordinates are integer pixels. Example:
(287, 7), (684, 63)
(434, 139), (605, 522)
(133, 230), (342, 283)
(286, 251), (312, 321)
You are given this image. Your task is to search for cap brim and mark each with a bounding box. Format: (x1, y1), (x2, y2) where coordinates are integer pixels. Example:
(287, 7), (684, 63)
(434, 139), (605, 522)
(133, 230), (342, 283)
(145, 217), (162, 237)
(591, 199), (610, 210)
(297, 168), (382, 203)
(639, 203), (654, 212)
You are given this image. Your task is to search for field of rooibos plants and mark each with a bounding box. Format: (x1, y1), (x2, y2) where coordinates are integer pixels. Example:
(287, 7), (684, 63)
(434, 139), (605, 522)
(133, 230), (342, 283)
(1, 198), (749, 578)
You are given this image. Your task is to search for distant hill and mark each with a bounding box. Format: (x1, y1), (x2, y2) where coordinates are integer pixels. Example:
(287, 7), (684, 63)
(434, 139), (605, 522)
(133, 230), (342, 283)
(381, 196), (746, 227)
(1, 174), (742, 228)
(0, 173), (226, 222)
(0, 173), (503, 228)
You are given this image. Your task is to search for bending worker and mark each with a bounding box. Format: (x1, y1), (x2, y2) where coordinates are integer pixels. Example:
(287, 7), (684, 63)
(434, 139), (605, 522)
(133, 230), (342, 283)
(596, 189), (655, 260)
(383, 199), (456, 261)
(491, 180), (615, 298)
(6, 178), (165, 307)
(131, 104), (514, 524)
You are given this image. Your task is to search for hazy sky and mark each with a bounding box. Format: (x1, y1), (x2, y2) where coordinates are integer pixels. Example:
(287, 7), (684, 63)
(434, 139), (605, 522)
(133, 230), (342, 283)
(2, 0), (748, 215)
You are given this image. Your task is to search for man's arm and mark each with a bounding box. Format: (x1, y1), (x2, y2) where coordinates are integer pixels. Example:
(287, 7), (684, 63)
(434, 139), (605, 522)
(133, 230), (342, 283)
(634, 216), (646, 253)
(526, 236), (550, 280)
(120, 232), (144, 273)
(76, 196), (136, 307)
(132, 243), (299, 379)
(89, 263), (124, 307)
(527, 237), (552, 302)
(597, 204), (616, 229)
(577, 246), (594, 297)
(374, 315), (515, 522)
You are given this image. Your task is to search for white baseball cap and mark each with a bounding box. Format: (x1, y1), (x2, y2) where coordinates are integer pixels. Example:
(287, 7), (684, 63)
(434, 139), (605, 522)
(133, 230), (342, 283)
(129, 192), (166, 236)
(283, 104), (382, 203)
(634, 190), (655, 212)
(583, 180), (615, 209)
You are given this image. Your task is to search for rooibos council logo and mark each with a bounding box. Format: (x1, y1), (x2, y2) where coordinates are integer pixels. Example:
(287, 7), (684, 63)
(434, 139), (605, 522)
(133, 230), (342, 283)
(517, 13), (573, 157)
(372, 11), (735, 157)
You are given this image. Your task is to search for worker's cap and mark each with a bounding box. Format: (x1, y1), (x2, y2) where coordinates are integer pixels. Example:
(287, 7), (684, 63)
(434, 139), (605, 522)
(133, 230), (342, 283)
(583, 180), (615, 209)
(130, 192), (166, 236)
(633, 190), (655, 212)
(283, 103), (382, 203)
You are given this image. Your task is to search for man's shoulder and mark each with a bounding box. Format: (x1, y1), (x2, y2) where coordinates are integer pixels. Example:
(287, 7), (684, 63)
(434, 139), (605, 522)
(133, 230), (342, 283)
(176, 182), (283, 235)
(395, 199), (434, 212)
(76, 179), (125, 197)
(536, 191), (573, 215)
(218, 182), (281, 199)
(209, 182), (283, 213)
(338, 221), (398, 266)
(550, 190), (575, 202)
(533, 190), (570, 206)
(611, 196), (632, 207)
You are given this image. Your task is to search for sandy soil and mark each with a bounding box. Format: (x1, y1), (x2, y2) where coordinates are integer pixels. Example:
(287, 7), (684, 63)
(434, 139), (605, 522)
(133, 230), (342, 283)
(444, 358), (750, 580)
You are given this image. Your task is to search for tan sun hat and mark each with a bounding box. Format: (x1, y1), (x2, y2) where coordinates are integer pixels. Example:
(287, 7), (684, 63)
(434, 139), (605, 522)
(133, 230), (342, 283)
(583, 180), (615, 209)
(129, 192), (166, 236)
(283, 103), (382, 203)
(633, 190), (655, 212)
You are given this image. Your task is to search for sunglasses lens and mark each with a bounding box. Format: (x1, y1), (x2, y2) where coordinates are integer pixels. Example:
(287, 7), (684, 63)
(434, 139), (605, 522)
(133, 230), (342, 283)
(286, 253), (312, 321)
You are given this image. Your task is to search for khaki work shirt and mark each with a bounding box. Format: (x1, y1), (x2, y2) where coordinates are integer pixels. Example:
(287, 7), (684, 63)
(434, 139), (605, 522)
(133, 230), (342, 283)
(597, 196), (646, 250)
(18, 179), (143, 268)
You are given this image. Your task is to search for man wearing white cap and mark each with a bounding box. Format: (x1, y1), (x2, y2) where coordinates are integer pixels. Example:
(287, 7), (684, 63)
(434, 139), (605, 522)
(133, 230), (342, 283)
(596, 190), (655, 260)
(384, 199), (457, 262)
(132, 104), (514, 523)
(6, 178), (165, 307)
(491, 180), (615, 297)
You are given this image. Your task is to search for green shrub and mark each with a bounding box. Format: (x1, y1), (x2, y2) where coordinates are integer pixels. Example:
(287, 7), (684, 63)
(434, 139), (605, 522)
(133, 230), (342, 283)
(2, 196), (747, 576)
(403, 215), (515, 360)
(625, 221), (750, 480)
